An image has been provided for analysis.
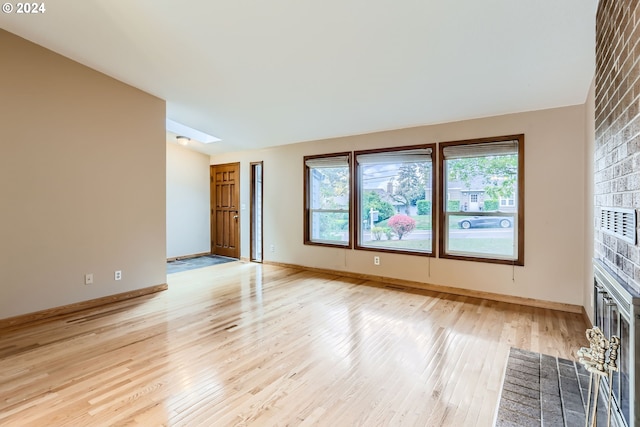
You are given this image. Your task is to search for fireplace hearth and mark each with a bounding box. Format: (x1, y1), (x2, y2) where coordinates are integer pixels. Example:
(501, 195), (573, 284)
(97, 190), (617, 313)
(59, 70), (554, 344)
(593, 259), (640, 427)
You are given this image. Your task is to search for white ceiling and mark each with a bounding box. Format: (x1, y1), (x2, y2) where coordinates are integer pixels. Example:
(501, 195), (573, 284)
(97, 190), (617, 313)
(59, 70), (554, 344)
(1, 1), (598, 155)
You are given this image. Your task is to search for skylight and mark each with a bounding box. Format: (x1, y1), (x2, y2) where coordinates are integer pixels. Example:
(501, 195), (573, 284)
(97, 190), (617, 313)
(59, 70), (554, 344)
(165, 119), (221, 143)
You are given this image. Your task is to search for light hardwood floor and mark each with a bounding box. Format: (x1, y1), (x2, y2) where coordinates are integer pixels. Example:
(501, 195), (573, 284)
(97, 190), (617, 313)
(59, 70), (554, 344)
(0, 262), (589, 426)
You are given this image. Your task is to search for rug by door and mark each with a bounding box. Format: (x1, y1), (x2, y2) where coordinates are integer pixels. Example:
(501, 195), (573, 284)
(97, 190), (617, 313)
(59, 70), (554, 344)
(494, 347), (611, 427)
(167, 255), (237, 274)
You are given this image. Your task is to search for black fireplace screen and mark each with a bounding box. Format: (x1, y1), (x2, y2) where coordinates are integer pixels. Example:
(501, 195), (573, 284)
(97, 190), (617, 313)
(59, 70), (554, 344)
(594, 259), (640, 427)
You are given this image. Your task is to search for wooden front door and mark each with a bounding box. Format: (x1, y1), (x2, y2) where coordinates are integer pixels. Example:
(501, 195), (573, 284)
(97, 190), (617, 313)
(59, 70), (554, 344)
(211, 163), (240, 258)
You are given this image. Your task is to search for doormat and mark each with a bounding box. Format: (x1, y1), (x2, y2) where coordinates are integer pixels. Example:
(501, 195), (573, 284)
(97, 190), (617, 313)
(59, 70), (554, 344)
(167, 255), (237, 274)
(494, 347), (610, 427)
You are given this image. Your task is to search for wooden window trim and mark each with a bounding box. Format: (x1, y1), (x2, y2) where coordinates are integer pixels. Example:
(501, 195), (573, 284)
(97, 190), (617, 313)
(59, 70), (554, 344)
(438, 134), (525, 266)
(303, 152), (353, 248)
(354, 144), (436, 257)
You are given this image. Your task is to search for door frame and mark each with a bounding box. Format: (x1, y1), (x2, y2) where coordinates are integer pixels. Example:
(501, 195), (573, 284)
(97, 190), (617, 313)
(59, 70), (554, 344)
(210, 162), (241, 259)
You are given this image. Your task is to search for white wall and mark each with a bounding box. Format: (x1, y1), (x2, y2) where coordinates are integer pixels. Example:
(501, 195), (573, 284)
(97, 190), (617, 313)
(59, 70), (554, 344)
(212, 105), (587, 306)
(166, 143), (211, 258)
(0, 30), (166, 319)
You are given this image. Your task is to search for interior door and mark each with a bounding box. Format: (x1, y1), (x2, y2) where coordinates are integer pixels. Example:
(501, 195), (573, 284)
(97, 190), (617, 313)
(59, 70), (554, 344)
(211, 163), (240, 258)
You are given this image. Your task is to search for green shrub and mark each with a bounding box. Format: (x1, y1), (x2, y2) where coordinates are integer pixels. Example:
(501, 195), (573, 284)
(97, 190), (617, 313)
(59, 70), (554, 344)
(417, 200), (431, 215)
(484, 199), (499, 211)
(447, 200), (461, 211)
(372, 226), (384, 240)
(383, 227), (394, 240)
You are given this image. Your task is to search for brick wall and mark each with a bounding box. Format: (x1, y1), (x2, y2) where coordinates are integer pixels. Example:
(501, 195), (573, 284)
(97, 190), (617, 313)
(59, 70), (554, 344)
(595, 1), (640, 291)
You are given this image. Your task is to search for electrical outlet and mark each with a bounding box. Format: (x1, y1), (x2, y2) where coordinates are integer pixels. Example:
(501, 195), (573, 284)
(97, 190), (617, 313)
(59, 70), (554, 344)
(270, 244), (275, 253)
(115, 270), (122, 281)
(84, 274), (93, 285)
(374, 256), (380, 265)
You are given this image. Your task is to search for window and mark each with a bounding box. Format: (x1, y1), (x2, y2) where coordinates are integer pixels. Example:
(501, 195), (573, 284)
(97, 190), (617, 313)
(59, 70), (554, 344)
(304, 153), (351, 247)
(355, 145), (435, 255)
(439, 135), (524, 265)
(500, 197), (515, 207)
(303, 135), (524, 265)
(250, 162), (263, 262)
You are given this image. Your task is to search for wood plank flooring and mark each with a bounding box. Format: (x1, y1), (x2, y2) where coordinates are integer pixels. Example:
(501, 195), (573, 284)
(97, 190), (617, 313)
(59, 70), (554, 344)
(0, 262), (589, 426)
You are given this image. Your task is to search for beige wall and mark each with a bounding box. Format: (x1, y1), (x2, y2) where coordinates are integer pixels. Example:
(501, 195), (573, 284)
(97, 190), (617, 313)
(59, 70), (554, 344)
(0, 30), (166, 319)
(213, 104), (587, 306)
(166, 143), (211, 258)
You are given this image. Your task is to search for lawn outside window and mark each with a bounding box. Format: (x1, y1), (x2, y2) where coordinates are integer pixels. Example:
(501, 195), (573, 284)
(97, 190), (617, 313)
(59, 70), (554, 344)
(439, 135), (524, 265)
(354, 145), (435, 255)
(303, 153), (352, 247)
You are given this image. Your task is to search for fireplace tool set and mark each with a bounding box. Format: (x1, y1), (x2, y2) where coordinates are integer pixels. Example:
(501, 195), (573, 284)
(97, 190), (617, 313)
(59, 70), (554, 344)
(578, 327), (621, 427)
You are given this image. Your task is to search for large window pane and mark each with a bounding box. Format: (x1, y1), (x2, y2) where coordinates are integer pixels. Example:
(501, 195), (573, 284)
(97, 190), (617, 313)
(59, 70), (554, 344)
(355, 146), (434, 254)
(304, 153), (351, 247)
(310, 211), (349, 242)
(446, 213), (516, 257)
(440, 135), (524, 265)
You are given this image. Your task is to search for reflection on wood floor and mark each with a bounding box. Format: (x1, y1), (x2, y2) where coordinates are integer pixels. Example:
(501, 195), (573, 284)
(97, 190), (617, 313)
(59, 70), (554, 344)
(0, 262), (588, 426)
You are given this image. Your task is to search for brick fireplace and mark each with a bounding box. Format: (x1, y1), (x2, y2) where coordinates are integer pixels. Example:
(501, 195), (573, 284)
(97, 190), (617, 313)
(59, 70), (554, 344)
(595, 1), (640, 284)
(595, 2), (640, 426)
